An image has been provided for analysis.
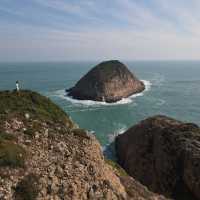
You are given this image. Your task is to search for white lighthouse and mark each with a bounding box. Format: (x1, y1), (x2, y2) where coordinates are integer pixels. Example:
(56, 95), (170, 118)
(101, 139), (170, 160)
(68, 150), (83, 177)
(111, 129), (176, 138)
(16, 81), (20, 91)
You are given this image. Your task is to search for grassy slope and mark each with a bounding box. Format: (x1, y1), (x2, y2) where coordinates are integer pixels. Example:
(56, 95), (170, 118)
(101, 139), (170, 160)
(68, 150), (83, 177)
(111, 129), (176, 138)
(0, 90), (75, 167)
(0, 90), (74, 126)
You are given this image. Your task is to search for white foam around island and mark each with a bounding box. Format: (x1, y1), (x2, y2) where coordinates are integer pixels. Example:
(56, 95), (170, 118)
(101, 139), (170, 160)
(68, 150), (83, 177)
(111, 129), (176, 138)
(53, 80), (152, 106)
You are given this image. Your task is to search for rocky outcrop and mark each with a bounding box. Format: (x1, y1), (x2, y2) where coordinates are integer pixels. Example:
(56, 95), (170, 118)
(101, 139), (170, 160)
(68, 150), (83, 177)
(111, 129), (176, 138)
(67, 60), (145, 103)
(120, 176), (168, 200)
(0, 91), (167, 200)
(116, 115), (200, 200)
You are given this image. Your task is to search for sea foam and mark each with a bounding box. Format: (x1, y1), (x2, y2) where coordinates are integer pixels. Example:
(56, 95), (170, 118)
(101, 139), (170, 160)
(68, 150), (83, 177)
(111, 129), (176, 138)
(107, 126), (127, 143)
(51, 80), (151, 106)
(103, 125), (128, 159)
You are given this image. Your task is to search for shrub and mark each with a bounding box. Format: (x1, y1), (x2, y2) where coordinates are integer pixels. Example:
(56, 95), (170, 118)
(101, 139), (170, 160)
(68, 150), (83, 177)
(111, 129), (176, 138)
(14, 174), (40, 200)
(23, 128), (35, 137)
(0, 140), (26, 167)
(0, 132), (16, 141)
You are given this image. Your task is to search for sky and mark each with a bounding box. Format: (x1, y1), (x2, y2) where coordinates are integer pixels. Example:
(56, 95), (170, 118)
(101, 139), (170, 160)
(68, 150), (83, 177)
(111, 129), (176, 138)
(1, 0), (200, 61)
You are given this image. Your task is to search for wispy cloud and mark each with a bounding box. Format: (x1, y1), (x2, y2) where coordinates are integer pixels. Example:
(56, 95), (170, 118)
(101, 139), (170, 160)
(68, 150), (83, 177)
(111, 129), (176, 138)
(1, 0), (200, 61)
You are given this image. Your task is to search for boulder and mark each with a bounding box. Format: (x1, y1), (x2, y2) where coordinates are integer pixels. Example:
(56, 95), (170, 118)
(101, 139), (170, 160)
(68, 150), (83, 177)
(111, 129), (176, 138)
(116, 115), (200, 200)
(67, 60), (145, 103)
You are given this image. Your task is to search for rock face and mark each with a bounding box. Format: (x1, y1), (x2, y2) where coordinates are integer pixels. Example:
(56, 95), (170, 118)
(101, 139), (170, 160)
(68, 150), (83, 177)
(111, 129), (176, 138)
(116, 115), (200, 200)
(0, 91), (167, 200)
(67, 60), (145, 103)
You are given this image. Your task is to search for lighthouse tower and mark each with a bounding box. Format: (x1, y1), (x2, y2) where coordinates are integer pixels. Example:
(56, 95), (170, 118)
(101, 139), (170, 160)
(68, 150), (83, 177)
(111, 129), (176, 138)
(16, 81), (20, 91)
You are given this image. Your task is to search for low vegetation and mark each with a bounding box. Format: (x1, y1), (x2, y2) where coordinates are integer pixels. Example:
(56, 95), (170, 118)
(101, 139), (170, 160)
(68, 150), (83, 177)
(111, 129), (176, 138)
(0, 90), (74, 127)
(14, 173), (40, 200)
(105, 159), (128, 177)
(0, 140), (26, 167)
(23, 120), (42, 137)
(72, 128), (91, 139)
(0, 132), (16, 141)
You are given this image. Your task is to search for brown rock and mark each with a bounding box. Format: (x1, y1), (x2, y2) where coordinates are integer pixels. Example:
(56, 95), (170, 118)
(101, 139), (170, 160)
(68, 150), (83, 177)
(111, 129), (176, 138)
(0, 90), (169, 200)
(116, 115), (200, 200)
(67, 60), (145, 103)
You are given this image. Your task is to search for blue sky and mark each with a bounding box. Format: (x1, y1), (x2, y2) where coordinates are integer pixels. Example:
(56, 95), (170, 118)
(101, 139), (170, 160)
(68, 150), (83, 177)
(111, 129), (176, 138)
(1, 0), (200, 61)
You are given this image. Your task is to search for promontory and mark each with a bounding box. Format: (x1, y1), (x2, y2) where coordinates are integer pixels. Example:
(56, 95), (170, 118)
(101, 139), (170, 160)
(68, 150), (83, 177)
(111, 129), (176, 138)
(0, 90), (167, 200)
(66, 60), (145, 103)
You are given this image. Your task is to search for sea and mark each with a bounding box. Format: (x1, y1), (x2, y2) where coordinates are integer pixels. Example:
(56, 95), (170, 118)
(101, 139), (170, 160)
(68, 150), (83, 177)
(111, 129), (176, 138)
(0, 61), (200, 151)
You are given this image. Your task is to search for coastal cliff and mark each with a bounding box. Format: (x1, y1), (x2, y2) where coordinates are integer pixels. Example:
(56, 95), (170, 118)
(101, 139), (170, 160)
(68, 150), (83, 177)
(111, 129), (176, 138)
(67, 60), (145, 103)
(116, 115), (200, 200)
(0, 90), (166, 200)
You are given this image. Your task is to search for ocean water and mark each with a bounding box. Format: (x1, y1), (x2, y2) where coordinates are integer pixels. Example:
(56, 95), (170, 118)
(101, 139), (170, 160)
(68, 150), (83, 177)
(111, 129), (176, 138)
(0, 61), (200, 148)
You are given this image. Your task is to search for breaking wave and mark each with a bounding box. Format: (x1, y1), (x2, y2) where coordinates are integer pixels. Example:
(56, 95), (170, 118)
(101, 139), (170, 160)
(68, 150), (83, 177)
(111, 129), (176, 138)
(107, 126), (127, 143)
(103, 125), (128, 159)
(51, 80), (152, 106)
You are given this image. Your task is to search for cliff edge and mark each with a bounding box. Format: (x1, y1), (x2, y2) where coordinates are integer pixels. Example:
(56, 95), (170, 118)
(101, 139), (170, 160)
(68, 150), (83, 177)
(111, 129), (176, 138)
(0, 90), (166, 200)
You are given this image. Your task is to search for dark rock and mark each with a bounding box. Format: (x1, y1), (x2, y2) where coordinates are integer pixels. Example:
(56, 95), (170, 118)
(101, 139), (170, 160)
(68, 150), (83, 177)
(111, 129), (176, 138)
(116, 115), (200, 200)
(67, 60), (145, 103)
(120, 176), (169, 200)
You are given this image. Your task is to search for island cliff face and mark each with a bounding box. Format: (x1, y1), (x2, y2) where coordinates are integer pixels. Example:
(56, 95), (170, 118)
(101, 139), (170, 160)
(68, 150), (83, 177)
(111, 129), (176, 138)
(67, 60), (145, 103)
(116, 115), (200, 200)
(0, 90), (167, 200)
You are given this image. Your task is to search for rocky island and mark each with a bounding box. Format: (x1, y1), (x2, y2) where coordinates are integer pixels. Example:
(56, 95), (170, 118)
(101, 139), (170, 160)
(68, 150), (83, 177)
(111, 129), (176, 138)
(67, 60), (145, 103)
(116, 115), (200, 200)
(0, 90), (167, 200)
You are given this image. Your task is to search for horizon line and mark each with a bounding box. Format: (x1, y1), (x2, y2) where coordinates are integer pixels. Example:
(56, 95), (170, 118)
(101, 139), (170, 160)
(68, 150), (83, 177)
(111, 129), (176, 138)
(1, 59), (200, 63)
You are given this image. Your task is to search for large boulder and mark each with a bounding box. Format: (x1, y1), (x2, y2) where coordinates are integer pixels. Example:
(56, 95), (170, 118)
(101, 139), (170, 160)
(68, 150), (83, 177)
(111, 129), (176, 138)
(116, 115), (200, 200)
(67, 60), (145, 103)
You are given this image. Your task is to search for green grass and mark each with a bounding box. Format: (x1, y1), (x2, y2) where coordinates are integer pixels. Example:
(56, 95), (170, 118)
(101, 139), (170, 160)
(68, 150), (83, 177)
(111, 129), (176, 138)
(0, 90), (74, 128)
(0, 140), (26, 167)
(105, 159), (128, 177)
